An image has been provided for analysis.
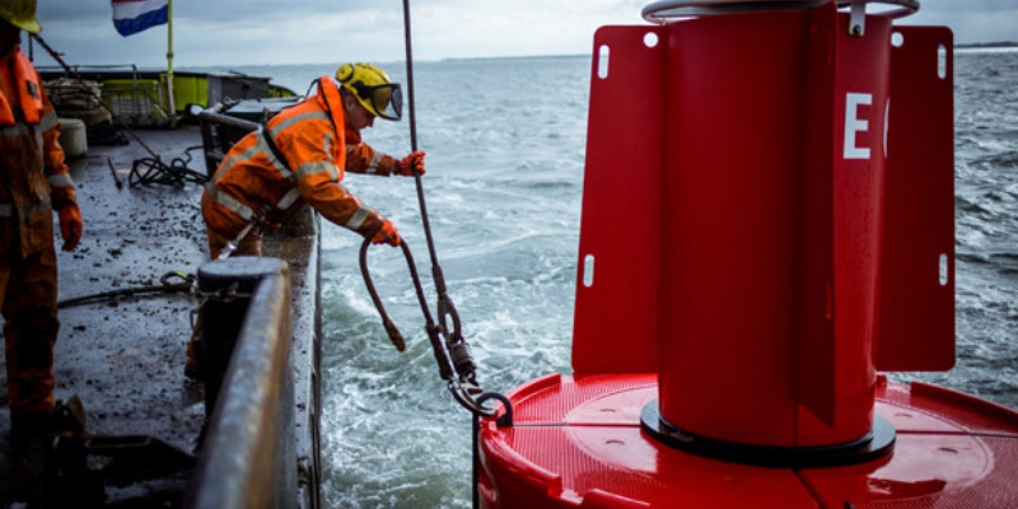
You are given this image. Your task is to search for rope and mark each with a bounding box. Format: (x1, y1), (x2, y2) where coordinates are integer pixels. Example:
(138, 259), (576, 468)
(128, 145), (209, 188)
(355, 0), (498, 418)
(402, 0), (440, 268)
(400, 0), (472, 380)
(359, 236), (496, 418)
(360, 239), (454, 382)
(401, 0), (477, 383)
(58, 271), (196, 309)
(32, 32), (199, 190)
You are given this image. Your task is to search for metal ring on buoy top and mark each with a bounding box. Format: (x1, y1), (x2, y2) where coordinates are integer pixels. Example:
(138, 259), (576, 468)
(641, 0), (918, 23)
(642, 0), (825, 21)
(835, 0), (919, 19)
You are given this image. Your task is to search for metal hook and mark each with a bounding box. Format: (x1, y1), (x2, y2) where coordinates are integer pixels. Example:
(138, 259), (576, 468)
(450, 383), (499, 418)
(476, 392), (513, 427)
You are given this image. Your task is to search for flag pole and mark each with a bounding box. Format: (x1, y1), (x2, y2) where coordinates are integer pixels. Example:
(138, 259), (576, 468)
(166, 0), (176, 125)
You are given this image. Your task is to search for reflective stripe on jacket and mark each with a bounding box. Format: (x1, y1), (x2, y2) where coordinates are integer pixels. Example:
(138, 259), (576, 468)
(0, 47), (77, 257)
(202, 76), (400, 240)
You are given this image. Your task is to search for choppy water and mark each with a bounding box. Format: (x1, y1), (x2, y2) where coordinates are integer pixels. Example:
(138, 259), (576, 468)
(194, 47), (1018, 508)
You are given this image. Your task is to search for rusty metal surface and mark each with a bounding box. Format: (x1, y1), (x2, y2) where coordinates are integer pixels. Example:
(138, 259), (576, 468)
(266, 209), (322, 509)
(188, 258), (296, 509)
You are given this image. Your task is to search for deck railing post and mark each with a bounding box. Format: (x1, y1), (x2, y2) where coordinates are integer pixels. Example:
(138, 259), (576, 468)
(188, 257), (297, 508)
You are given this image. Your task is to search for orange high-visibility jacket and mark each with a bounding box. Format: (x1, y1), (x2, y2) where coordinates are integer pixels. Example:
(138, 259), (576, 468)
(0, 48), (77, 258)
(202, 76), (402, 240)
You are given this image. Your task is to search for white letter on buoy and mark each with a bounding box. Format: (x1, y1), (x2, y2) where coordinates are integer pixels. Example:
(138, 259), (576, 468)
(843, 92), (872, 160)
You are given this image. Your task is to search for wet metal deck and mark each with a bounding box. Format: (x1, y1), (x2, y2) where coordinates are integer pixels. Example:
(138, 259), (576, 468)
(0, 125), (321, 506)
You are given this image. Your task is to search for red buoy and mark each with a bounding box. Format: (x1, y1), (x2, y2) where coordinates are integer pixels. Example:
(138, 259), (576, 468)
(477, 1), (1018, 507)
(478, 374), (1018, 508)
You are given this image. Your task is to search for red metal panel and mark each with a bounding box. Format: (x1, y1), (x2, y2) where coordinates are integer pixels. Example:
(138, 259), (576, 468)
(657, 10), (812, 447)
(875, 26), (956, 371)
(571, 25), (664, 375)
(796, 1), (838, 429)
(797, 12), (894, 447)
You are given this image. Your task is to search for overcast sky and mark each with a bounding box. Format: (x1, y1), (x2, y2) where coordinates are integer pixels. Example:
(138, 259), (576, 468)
(25, 0), (1018, 69)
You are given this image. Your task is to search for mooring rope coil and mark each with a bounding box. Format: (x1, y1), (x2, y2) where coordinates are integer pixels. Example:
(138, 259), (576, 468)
(128, 145), (209, 188)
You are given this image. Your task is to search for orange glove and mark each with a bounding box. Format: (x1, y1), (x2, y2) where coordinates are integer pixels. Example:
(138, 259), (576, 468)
(370, 219), (401, 247)
(59, 204), (83, 252)
(396, 151), (426, 176)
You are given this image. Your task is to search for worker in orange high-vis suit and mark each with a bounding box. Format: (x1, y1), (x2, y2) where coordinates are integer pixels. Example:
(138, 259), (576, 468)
(0, 0), (83, 437)
(192, 62), (424, 377)
(201, 62), (424, 258)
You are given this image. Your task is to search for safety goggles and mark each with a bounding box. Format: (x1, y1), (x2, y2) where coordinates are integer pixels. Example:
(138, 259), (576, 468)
(352, 81), (403, 121)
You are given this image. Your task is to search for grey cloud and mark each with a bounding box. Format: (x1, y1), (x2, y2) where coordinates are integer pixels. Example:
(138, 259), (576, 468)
(37, 0), (375, 25)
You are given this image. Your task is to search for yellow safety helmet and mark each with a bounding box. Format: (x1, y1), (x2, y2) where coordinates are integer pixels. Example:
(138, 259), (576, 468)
(0, 0), (41, 34)
(335, 62), (402, 121)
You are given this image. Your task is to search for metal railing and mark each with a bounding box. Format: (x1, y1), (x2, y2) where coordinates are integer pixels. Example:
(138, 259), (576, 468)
(185, 257), (298, 509)
(37, 63), (174, 126)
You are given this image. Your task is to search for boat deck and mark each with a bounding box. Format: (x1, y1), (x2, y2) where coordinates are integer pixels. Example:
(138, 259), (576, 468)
(0, 124), (321, 506)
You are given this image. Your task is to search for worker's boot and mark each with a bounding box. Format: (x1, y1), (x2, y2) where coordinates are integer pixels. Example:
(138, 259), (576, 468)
(52, 395), (87, 438)
(7, 395), (86, 503)
(10, 396), (84, 440)
(7, 417), (49, 505)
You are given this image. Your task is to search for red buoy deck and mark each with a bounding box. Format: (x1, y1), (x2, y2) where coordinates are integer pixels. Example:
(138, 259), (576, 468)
(478, 374), (1018, 508)
(476, 2), (1017, 507)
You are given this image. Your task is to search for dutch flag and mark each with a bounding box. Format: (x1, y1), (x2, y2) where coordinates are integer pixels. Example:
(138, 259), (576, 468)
(111, 0), (169, 37)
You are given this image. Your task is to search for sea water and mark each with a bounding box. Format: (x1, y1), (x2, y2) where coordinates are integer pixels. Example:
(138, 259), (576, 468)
(194, 48), (1018, 508)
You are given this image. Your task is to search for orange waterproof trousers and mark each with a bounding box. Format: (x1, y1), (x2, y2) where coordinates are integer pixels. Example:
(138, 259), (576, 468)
(0, 245), (59, 418)
(186, 225), (262, 376)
